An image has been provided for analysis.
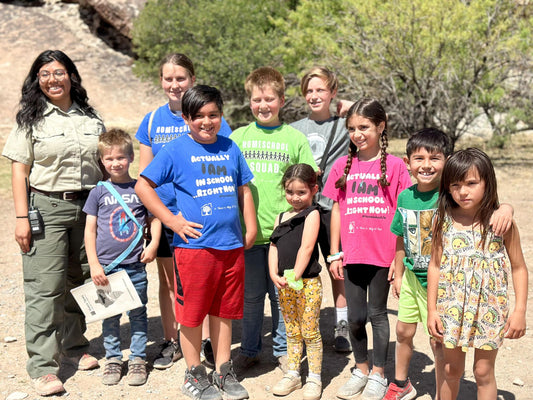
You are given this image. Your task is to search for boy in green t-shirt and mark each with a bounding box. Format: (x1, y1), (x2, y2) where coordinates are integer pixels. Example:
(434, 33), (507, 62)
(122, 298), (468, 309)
(386, 128), (450, 400)
(230, 67), (317, 372)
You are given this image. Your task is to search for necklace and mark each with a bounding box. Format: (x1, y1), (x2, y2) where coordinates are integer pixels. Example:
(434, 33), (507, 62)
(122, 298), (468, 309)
(356, 155), (379, 189)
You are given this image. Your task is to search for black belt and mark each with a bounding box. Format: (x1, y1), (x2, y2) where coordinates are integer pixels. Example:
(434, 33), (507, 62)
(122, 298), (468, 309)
(30, 187), (90, 201)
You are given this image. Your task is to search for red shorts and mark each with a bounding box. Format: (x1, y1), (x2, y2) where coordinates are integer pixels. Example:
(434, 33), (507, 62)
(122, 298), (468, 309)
(174, 247), (245, 327)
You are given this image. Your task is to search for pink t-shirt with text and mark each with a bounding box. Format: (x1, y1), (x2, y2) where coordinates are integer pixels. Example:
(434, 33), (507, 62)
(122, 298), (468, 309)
(323, 154), (412, 268)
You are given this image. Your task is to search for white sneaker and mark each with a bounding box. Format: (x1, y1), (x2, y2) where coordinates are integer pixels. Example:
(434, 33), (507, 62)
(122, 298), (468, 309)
(361, 373), (387, 400)
(337, 368), (368, 399)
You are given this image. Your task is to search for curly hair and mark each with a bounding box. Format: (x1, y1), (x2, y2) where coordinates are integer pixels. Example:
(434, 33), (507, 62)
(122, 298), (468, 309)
(335, 98), (389, 189)
(16, 50), (97, 135)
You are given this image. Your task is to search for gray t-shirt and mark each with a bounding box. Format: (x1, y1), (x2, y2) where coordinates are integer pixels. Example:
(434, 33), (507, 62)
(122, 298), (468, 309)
(83, 180), (148, 265)
(291, 116), (349, 210)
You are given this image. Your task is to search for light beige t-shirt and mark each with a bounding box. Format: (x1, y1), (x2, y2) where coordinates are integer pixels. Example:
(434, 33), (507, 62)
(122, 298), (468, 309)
(2, 102), (104, 191)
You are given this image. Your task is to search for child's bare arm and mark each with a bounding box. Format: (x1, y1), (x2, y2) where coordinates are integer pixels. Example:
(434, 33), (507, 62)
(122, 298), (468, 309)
(238, 184), (257, 250)
(503, 221), (528, 339)
(427, 239), (444, 341)
(85, 215), (108, 286)
(391, 236), (406, 299)
(490, 203), (514, 236)
(141, 217), (161, 264)
(292, 209), (320, 281)
(136, 176), (203, 243)
(268, 242), (286, 289)
(329, 201), (344, 280)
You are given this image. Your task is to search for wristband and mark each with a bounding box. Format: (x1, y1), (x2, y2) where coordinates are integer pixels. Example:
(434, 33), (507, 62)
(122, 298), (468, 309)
(16, 216), (29, 219)
(327, 251), (344, 263)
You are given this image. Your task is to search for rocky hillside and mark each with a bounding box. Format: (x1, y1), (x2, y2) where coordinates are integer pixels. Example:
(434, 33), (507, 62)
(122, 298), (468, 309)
(0, 0), (162, 132)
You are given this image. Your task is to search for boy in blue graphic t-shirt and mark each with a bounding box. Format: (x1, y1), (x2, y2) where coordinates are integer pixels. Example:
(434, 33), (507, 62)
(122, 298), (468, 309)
(136, 85), (257, 400)
(84, 129), (161, 386)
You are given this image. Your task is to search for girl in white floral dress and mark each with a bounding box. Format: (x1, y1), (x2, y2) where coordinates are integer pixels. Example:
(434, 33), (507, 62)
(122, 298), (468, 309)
(427, 148), (528, 400)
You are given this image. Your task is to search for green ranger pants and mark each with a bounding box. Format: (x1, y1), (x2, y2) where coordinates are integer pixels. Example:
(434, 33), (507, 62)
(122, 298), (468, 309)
(22, 192), (91, 378)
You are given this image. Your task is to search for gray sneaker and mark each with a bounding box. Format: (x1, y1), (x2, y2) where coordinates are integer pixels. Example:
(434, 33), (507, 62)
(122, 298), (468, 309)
(182, 364), (222, 400)
(334, 320), (352, 352)
(337, 368), (368, 399)
(361, 373), (387, 400)
(211, 360), (249, 399)
(102, 358), (123, 386)
(127, 357), (147, 386)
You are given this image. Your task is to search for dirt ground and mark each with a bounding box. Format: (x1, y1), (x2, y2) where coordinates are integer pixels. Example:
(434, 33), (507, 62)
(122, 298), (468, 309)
(0, 144), (532, 400)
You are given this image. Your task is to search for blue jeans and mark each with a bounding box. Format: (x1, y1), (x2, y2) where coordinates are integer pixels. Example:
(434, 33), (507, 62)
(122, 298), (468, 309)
(102, 262), (148, 360)
(241, 244), (286, 358)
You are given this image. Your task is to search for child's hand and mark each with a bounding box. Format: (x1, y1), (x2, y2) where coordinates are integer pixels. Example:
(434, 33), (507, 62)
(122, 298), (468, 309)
(140, 243), (157, 264)
(243, 231), (255, 250)
(490, 204), (513, 236)
(90, 263), (109, 287)
(170, 212), (203, 244)
(504, 310), (526, 339)
(391, 275), (402, 299)
(336, 100), (354, 118)
(427, 311), (444, 342)
(329, 259), (344, 280)
(272, 275), (287, 290)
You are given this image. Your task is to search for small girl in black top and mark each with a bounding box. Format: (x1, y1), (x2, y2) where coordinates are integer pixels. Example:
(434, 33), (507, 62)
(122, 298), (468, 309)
(269, 163), (323, 400)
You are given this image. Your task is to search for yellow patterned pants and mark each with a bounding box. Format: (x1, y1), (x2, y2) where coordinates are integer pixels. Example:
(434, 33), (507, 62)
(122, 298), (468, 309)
(279, 276), (323, 375)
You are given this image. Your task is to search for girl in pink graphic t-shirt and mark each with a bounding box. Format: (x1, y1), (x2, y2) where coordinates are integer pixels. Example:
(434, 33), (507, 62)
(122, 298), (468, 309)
(322, 98), (411, 400)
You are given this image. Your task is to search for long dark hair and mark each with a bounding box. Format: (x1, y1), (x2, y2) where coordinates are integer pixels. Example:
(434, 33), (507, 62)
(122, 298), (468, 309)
(335, 98), (389, 189)
(434, 147), (499, 249)
(16, 50), (97, 134)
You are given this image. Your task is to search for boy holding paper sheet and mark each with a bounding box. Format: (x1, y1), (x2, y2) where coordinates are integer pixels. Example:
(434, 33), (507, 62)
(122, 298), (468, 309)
(83, 129), (161, 386)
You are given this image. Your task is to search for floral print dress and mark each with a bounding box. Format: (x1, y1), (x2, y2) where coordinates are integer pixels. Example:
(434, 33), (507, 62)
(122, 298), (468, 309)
(437, 216), (510, 351)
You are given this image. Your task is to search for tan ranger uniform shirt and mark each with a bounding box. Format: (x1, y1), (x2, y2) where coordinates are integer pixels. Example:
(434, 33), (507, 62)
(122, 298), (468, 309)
(2, 102), (104, 191)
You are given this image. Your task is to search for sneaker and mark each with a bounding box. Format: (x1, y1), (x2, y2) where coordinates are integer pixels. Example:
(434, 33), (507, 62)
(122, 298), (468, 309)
(334, 320), (352, 352)
(33, 374), (64, 396)
(102, 358), (123, 386)
(201, 338), (215, 368)
(337, 368), (368, 399)
(153, 339), (182, 369)
(303, 377), (322, 400)
(383, 380), (417, 400)
(272, 374), (302, 396)
(182, 364), (222, 400)
(233, 353), (259, 373)
(127, 357), (147, 386)
(63, 353), (99, 370)
(361, 373), (388, 400)
(277, 354), (288, 374)
(211, 360), (249, 399)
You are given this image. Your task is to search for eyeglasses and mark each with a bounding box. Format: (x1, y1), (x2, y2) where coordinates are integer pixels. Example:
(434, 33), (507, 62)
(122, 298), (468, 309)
(37, 70), (67, 82)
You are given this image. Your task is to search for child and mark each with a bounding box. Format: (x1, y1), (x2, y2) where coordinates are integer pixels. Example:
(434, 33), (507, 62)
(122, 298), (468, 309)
(83, 129), (161, 386)
(136, 53), (231, 369)
(269, 164), (323, 400)
(290, 67), (351, 353)
(322, 98), (412, 400)
(384, 128), (450, 400)
(427, 148), (528, 400)
(230, 66), (317, 372)
(136, 85), (257, 400)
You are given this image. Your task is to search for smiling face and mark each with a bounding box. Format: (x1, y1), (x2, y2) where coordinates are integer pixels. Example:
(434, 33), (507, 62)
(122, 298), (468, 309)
(249, 84), (284, 127)
(100, 145), (133, 183)
(160, 63), (195, 111)
(305, 76), (336, 120)
(184, 102), (222, 144)
(346, 114), (384, 160)
(284, 178), (317, 213)
(38, 60), (72, 110)
(406, 148), (446, 192)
